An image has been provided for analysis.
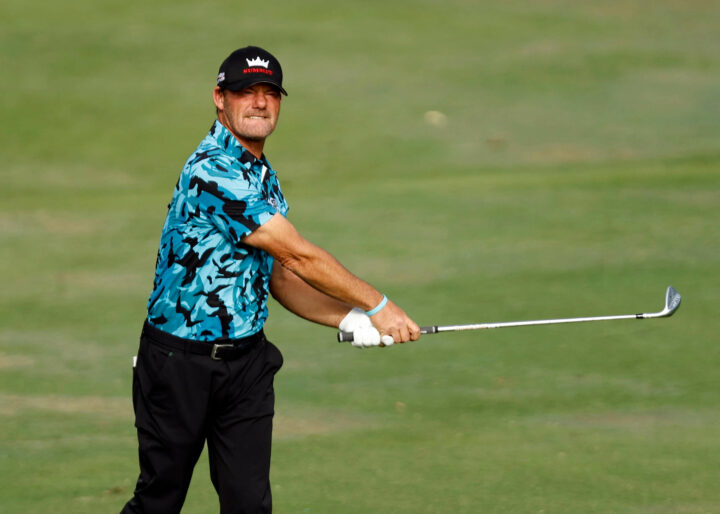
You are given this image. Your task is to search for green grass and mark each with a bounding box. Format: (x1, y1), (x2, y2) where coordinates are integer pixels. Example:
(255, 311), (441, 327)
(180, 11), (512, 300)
(1, 0), (719, 512)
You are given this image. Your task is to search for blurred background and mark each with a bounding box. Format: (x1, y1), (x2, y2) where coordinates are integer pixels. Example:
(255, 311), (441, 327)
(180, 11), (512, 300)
(1, 0), (719, 512)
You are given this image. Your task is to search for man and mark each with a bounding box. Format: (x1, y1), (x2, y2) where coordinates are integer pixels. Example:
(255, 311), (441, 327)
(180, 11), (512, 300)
(122, 45), (420, 514)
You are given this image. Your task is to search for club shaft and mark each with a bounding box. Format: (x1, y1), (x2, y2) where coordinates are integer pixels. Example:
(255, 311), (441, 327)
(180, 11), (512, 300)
(339, 313), (652, 342)
(436, 313), (643, 332)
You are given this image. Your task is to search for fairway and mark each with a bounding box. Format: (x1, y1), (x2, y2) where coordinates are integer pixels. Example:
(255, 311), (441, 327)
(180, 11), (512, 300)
(2, 1), (719, 512)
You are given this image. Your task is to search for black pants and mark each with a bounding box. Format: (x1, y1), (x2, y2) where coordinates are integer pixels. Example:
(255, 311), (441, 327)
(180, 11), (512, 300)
(121, 323), (283, 514)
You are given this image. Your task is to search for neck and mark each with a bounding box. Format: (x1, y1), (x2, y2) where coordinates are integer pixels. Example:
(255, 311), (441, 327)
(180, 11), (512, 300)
(237, 138), (265, 160)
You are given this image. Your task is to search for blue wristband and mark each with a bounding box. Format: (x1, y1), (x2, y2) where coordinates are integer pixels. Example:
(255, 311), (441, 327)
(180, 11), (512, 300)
(365, 295), (388, 316)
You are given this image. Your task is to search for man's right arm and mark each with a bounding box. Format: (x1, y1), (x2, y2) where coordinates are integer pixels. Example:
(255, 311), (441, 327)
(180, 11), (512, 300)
(243, 213), (420, 343)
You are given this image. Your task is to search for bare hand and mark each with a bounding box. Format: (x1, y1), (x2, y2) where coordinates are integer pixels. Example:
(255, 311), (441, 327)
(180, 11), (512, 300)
(369, 300), (420, 343)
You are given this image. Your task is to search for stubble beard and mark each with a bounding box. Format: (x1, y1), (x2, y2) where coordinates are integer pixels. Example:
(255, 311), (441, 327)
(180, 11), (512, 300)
(220, 107), (277, 143)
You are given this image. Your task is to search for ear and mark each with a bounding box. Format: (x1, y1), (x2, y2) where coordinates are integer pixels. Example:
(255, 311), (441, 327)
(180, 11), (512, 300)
(212, 87), (225, 112)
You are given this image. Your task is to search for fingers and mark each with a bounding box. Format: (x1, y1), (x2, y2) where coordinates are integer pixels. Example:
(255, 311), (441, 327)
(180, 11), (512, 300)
(398, 326), (411, 343)
(370, 300), (420, 344)
(347, 327), (405, 349)
(350, 327), (373, 348)
(380, 334), (394, 347)
(351, 327), (387, 349)
(409, 320), (421, 341)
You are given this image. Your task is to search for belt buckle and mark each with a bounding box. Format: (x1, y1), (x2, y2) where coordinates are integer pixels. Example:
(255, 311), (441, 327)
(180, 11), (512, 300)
(211, 343), (234, 360)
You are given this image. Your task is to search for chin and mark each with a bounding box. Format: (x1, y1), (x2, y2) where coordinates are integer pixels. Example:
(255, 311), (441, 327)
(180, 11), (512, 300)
(243, 128), (275, 141)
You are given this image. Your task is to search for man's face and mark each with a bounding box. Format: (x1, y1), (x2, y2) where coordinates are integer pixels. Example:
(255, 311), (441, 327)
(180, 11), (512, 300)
(214, 83), (282, 144)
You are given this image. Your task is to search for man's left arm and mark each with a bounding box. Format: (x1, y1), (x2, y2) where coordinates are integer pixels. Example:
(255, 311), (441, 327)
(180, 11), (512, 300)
(269, 263), (389, 347)
(269, 262), (352, 328)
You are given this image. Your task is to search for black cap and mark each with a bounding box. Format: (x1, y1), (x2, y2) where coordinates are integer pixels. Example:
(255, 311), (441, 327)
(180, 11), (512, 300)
(217, 46), (287, 95)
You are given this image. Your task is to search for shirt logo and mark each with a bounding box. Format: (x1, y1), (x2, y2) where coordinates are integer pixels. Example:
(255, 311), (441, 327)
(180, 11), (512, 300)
(246, 57), (270, 68)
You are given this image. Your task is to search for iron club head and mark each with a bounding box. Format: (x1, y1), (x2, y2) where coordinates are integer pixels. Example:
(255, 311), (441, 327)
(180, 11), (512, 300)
(660, 286), (682, 317)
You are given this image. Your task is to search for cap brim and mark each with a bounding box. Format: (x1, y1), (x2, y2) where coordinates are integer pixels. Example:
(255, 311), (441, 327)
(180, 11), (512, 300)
(221, 79), (287, 96)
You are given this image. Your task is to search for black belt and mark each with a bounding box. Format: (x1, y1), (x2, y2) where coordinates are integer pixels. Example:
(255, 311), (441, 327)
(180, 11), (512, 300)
(142, 320), (265, 360)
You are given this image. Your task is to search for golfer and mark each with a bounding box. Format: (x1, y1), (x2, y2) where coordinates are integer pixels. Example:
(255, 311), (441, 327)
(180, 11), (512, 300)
(121, 45), (420, 514)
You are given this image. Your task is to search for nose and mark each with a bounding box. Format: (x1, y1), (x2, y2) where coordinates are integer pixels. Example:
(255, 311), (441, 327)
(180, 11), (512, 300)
(252, 91), (267, 108)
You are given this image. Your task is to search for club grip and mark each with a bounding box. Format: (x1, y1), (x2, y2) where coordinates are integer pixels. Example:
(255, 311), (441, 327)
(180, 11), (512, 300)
(337, 326), (438, 343)
(337, 331), (355, 342)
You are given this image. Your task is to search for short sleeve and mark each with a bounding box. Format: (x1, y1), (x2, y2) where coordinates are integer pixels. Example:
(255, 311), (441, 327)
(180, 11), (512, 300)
(186, 158), (277, 246)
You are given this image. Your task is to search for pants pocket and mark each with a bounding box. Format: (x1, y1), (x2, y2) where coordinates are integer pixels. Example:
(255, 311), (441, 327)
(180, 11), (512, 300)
(135, 337), (174, 398)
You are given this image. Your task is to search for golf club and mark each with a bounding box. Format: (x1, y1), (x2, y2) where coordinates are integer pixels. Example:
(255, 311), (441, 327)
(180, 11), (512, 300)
(337, 286), (681, 343)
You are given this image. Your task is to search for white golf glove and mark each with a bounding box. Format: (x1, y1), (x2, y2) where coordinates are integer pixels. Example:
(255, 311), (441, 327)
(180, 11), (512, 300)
(338, 308), (394, 349)
(338, 307), (373, 332)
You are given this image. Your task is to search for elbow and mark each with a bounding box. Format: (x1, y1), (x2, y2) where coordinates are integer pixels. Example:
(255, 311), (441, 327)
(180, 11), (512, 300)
(276, 252), (300, 273)
(273, 237), (319, 277)
(275, 250), (310, 277)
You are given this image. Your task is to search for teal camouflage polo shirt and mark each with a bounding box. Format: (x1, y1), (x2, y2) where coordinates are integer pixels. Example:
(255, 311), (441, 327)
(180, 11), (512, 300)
(147, 121), (289, 341)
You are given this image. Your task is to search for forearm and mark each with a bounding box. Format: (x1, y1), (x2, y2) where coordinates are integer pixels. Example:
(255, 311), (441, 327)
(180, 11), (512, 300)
(278, 241), (383, 312)
(281, 242), (420, 344)
(270, 263), (353, 327)
(244, 214), (383, 311)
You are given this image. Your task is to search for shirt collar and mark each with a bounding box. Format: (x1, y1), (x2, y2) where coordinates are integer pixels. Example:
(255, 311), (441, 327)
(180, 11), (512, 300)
(209, 120), (270, 169)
